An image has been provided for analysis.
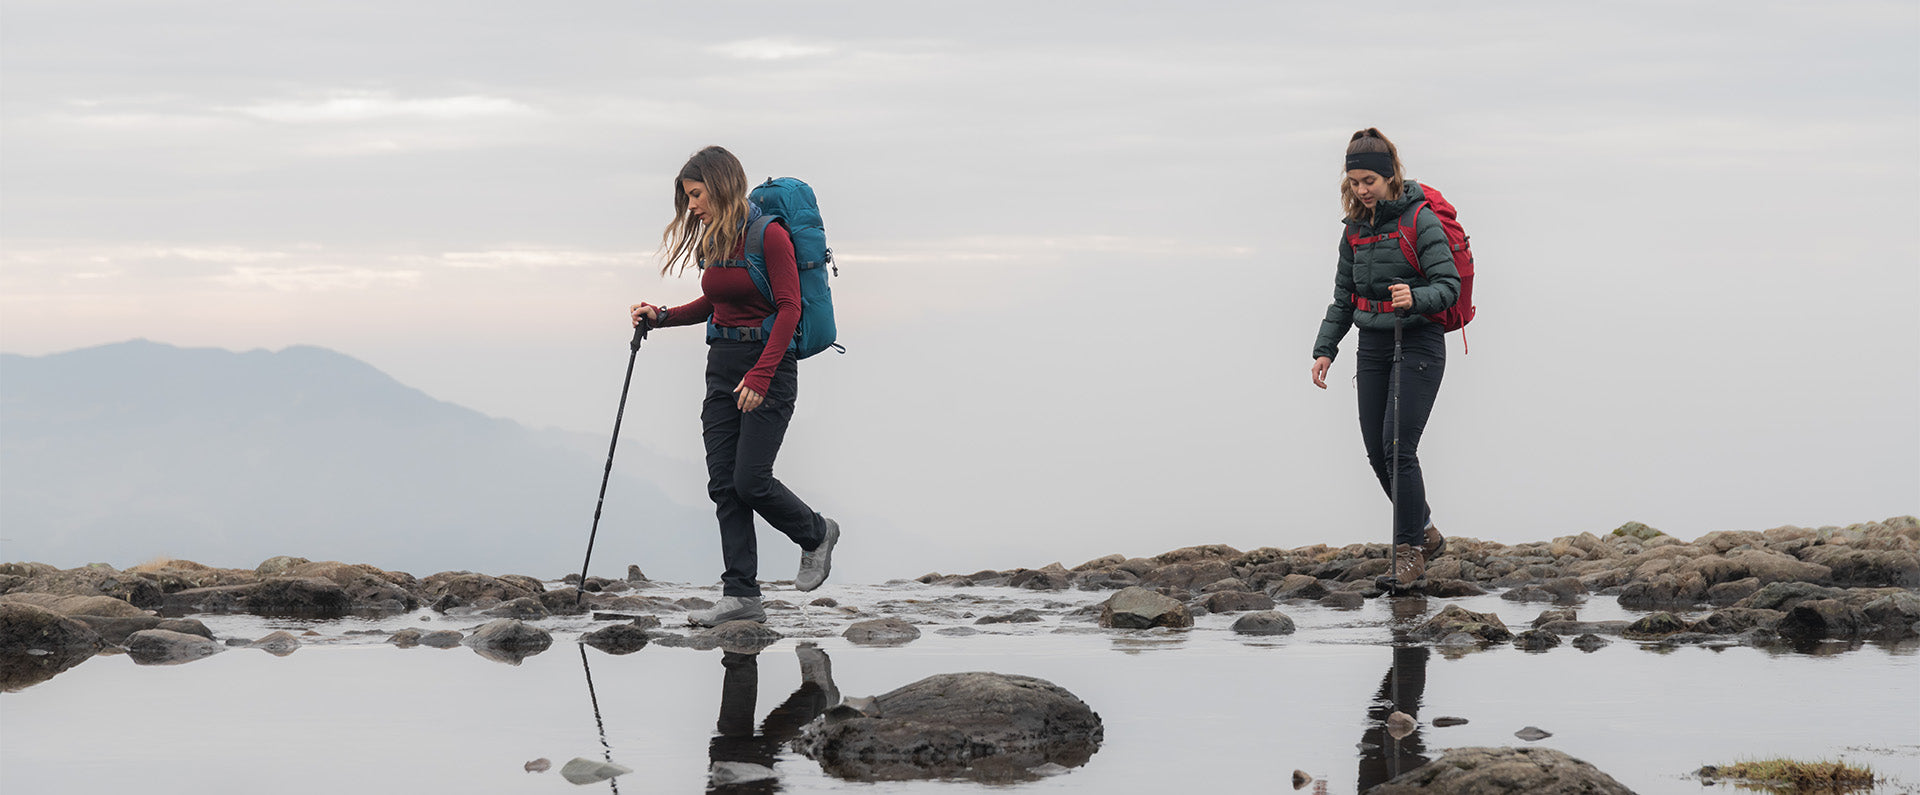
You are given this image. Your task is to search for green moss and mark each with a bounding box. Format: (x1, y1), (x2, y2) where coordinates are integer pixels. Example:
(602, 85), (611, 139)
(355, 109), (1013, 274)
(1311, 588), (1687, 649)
(1610, 521), (1665, 540)
(1705, 757), (1876, 793)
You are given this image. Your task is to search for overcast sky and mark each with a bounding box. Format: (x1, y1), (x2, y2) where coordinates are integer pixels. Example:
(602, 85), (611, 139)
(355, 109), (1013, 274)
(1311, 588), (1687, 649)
(3, 1), (1916, 577)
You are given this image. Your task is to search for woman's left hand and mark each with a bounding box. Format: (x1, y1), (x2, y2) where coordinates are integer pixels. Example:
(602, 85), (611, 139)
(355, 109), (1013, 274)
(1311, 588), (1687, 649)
(1389, 283), (1413, 311)
(734, 381), (764, 412)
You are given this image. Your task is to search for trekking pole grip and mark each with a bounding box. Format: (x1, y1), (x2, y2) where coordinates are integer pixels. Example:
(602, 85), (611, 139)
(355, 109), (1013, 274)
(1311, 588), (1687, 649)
(630, 318), (650, 351)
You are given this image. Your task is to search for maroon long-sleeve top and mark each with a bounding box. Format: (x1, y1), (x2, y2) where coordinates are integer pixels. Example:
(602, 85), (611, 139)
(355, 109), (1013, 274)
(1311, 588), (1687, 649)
(657, 222), (802, 396)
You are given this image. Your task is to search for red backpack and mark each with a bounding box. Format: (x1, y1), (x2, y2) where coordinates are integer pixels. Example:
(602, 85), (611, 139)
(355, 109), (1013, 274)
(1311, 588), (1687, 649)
(1346, 183), (1476, 343)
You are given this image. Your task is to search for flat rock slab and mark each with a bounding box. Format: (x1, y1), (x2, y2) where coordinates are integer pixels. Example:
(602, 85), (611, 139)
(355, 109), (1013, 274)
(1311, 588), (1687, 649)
(795, 672), (1103, 783)
(1365, 746), (1633, 794)
(688, 620), (782, 653)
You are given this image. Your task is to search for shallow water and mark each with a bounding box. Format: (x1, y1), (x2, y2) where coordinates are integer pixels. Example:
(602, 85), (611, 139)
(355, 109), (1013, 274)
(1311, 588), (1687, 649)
(3, 581), (1917, 794)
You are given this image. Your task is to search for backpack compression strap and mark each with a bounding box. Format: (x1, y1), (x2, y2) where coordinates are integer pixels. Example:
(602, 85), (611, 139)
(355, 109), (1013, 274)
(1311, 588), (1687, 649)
(1346, 201), (1431, 313)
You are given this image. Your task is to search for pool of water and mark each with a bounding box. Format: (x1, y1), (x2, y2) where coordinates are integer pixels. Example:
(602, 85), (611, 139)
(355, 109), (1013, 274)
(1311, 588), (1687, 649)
(3, 582), (1916, 794)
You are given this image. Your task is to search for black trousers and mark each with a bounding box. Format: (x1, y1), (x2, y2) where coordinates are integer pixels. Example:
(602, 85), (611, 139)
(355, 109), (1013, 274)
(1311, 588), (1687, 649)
(1354, 323), (1446, 549)
(702, 340), (824, 597)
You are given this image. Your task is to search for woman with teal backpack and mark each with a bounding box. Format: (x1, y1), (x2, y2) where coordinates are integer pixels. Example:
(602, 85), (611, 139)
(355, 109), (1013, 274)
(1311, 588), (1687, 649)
(631, 145), (839, 627)
(1310, 128), (1461, 589)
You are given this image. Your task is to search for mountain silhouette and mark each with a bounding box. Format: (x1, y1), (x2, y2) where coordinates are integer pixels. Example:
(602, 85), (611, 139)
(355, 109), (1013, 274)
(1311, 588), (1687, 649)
(0, 339), (714, 581)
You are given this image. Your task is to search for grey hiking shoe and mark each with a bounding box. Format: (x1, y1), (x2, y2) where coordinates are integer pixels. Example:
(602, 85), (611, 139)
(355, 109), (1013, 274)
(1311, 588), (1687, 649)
(795, 517), (840, 592)
(687, 595), (765, 627)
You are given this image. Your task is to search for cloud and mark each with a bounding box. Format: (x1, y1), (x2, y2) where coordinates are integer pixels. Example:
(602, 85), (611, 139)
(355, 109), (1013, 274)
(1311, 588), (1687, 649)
(706, 37), (834, 60)
(215, 265), (423, 292)
(230, 91), (540, 123)
(434, 250), (645, 270)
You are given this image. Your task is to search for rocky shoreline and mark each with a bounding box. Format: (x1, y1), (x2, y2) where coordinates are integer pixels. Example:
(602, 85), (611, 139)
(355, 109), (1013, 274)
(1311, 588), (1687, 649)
(2, 516), (1915, 791)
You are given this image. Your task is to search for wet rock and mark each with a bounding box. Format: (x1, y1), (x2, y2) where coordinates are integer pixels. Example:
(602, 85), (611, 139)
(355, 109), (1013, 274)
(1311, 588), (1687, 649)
(1230, 611), (1296, 636)
(1431, 716), (1469, 727)
(70, 615), (162, 644)
(1532, 608), (1577, 628)
(844, 618), (921, 646)
(1797, 545), (1919, 587)
(975, 608), (1045, 625)
(484, 596), (549, 620)
(463, 619), (553, 656)
(1319, 591), (1365, 609)
(1513, 629), (1561, 651)
(1514, 726), (1553, 741)
(1687, 608), (1784, 635)
(1707, 576), (1762, 606)
(1422, 579), (1488, 598)
(1268, 574), (1329, 600)
(1534, 619), (1630, 636)
(535, 588), (590, 615)
(1201, 590), (1275, 614)
(1341, 558), (1393, 582)
(1570, 633), (1610, 652)
(1008, 567), (1072, 591)
(1862, 591), (1920, 635)
(125, 629), (222, 665)
(694, 620), (783, 653)
(1153, 544), (1242, 565)
(254, 556), (311, 577)
(388, 629), (424, 647)
(809, 597), (838, 607)
(1623, 612), (1686, 638)
(418, 630), (464, 648)
(1776, 599), (1868, 641)
(1071, 568), (1139, 591)
(1410, 605), (1512, 643)
(1072, 554), (1126, 571)
(1618, 572), (1708, 609)
(1098, 587), (1192, 629)
(249, 630), (302, 655)
(0, 602), (104, 654)
(524, 758), (550, 773)
(1386, 711), (1416, 739)
(559, 757), (632, 784)
(7, 563), (167, 609)
(247, 578), (352, 617)
(0, 592), (150, 618)
(580, 624), (649, 655)
(418, 572), (538, 609)
(1367, 746), (1634, 794)
(1734, 581), (1849, 612)
(277, 561), (418, 612)
(936, 627), (980, 637)
(626, 564), (649, 582)
(794, 672), (1103, 783)
(1293, 769), (1312, 788)
(1140, 560), (1235, 590)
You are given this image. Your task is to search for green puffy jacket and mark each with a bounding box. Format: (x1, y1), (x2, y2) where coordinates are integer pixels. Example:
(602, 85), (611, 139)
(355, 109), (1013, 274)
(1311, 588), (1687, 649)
(1311, 180), (1461, 361)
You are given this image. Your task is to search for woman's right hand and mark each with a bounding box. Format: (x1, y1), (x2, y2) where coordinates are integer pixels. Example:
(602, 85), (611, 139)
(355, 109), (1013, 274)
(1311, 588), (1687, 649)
(630, 303), (659, 328)
(1311, 357), (1333, 389)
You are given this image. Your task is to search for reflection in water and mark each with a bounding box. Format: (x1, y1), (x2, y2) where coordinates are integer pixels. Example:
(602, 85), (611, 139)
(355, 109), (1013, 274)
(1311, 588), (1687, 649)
(579, 645), (623, 794)
(1358, 597), (1432, 791)
(709, 644), (839, 794)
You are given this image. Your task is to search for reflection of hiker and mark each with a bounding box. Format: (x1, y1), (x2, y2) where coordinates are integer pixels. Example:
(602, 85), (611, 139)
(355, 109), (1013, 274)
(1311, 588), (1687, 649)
(708, 644), (840, 794)
(1309, 128), (1461, 588)
(631, 145), (840, 628)
(1357, 643), (1431, 790)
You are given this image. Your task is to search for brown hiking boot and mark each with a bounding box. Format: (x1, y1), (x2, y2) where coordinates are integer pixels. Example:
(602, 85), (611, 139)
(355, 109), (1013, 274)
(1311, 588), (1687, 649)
(1423, 524), (1447, 560)
(1393, 544), (1427, 588)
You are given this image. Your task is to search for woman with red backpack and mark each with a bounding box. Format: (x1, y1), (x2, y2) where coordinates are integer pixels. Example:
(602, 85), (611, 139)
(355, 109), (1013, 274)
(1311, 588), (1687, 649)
(630, 145), (839, 627)
(1310, 128), (1462, 588)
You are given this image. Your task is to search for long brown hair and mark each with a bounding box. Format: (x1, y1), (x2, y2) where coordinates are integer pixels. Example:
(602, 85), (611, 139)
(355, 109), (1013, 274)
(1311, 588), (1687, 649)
(1339, 128), (1406, 224)
(659, 145), (751, 276)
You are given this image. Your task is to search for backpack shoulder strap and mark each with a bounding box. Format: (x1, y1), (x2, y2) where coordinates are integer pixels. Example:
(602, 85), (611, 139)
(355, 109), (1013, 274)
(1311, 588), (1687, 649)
(1396, 200), (1430, 277)
(744, 213), (779, 259)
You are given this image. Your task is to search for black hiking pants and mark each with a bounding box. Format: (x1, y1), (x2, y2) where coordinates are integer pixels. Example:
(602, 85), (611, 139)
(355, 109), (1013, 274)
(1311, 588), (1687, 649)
(702, 340), (825, 598)
(1354, 323), (1445, 549)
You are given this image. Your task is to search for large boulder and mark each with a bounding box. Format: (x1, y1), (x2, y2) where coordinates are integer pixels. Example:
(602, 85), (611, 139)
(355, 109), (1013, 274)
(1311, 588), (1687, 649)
(1796, 546), (1920, 588)
(462, 619), (552, 654)
(1364, 746), (1634, 794)
(7, 564), (167, 609)
(0, 592), (149, 618)
(418, 572), (540, 609)
(1098, 587), (1192, 629)
(794, 672), (1102, 783)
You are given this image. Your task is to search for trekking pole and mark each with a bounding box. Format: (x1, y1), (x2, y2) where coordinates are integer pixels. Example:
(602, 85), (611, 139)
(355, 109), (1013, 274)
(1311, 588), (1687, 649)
(574, 320), (650, 607)
(1389, 282), (1406, 707)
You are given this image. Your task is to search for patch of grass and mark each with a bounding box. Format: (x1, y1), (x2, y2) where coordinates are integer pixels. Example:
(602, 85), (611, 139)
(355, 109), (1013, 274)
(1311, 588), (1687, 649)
(1705, 757), (1876, 793)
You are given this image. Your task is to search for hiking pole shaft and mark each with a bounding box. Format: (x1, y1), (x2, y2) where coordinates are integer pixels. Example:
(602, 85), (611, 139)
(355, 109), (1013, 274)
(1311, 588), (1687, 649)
(575, 322), (650, 606)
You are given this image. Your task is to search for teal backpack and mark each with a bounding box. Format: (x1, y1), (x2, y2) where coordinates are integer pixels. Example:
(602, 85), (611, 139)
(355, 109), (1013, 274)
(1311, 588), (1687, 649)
(704, 177), (841, 358)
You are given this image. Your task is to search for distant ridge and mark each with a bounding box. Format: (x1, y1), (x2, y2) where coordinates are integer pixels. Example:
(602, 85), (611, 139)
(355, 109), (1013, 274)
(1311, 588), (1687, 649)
(0, 340), (711, 580)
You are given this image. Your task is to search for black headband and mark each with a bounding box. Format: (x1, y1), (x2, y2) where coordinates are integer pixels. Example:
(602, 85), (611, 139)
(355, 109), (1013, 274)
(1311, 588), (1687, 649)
(1345, 151), (1395, 178)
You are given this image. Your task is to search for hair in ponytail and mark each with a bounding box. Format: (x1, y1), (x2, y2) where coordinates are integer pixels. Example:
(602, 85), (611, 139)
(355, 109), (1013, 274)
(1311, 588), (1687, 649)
(1339, 128), (1407, 223)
